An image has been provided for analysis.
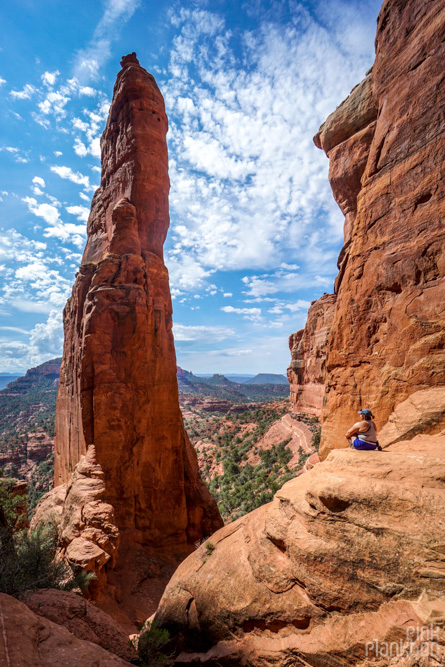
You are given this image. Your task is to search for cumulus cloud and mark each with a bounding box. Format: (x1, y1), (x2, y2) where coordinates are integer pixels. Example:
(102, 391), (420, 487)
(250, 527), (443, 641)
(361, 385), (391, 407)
(173, 323), (235, 342)
(221, 305), (262, 321)
(32, 176), (46, 188)
(66, 205), (89, 222)
(21, 196), (86, 247)
(162, 4), (376, 293)
(10, 84), (36, 100)
(41, 70), (60, 87)
(0, 229), (72, 327)
(50, 165), (96, 191)
(29, 309), (64, 362)
(73, 0), (141, 82)
(71, 99), (109, 158)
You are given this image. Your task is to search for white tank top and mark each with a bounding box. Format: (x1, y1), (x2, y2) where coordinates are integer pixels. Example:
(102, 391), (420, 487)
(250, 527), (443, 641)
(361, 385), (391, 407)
(358, 421), (378, 443)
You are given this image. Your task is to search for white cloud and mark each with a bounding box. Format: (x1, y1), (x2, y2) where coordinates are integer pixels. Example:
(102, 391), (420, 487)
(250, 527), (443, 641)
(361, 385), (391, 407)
(71, 100), (109, 159)
(221, 305), (262, 321)
(54, 151), (63, 157)
(66, 205), (89, 222)
(50, 165), (95, 191)
(73, 0), (141, 82)
(21, 196), (86, 247)
(0, 77), (6, 87)
(0, 146), (30, 163)
(32, 176), (46, 188)
(41, 70), (60, 87)
(29, 309), (64, 362)
(173, 323), (234, 342)
(10, 84), (36, 100)
(223, 292), (232, 298)
(38, 90), (70, 118)
(162, 4), (376, 294)
(22, 197), (60, 225)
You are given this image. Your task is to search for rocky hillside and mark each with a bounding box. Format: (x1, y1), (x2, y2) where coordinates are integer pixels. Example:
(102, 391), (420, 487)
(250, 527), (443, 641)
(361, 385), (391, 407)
(177, 366), (289, 401)
(0, 359), (291, 514)
(184, 400), (320, 522)
(0, 360), (60, 510)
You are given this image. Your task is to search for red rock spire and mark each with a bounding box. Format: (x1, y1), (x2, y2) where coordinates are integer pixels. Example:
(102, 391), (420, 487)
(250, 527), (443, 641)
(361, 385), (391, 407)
(54, 55), (222, 554)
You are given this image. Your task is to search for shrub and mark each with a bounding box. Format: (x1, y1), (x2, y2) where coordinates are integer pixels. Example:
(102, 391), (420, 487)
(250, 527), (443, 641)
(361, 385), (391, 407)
(0, 522), (94, 598)
(138, 621), (171, 666)
(205, 541), (215, 556)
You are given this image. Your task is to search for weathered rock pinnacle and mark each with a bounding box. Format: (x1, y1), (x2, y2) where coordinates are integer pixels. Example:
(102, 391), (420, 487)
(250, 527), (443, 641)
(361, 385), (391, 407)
(52, 55), (222, 611)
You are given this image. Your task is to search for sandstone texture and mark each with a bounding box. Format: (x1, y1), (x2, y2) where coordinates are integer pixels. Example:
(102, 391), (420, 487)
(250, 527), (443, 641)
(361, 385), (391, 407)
(0, 592), (131, 666)
(314, 0), (445, 458)
(287, 293), (336, 416)
(47, 53), (221, 610)
(379, 386), (445, 448)
(155, 433), (445, 665)
(30, 482), (67, 531)
(23, 588), (134, 661)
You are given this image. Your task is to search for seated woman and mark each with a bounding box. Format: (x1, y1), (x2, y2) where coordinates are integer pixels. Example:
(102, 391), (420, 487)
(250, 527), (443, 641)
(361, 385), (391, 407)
(345, 409), (382, 450)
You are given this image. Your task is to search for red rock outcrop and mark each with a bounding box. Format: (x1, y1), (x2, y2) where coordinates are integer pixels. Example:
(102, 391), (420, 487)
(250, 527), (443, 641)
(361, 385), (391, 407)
(287, 293), (336, 416)
(45, 53), (222, 617)
(314, 0), (445, 458)
(23, 589), (135, 661)
(155, 432), (445, 665)
(0, 593), (132, 666)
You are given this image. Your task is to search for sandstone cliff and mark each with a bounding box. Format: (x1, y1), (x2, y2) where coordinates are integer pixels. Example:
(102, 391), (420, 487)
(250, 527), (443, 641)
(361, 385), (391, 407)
(289, 0), (445, 458)
(287, 293), (336, 416)
(42, 53), (222, 621)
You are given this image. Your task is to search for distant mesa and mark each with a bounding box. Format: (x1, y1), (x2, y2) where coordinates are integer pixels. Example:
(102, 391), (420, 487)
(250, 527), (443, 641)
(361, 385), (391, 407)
(244, 373), (289, 385)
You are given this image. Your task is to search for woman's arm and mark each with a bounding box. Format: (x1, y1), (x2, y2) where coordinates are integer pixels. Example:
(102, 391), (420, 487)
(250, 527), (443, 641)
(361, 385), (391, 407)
(345, 422), (360, 438)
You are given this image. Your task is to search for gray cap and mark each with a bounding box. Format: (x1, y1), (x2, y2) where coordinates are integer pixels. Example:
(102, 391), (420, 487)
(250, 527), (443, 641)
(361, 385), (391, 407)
(358, 409), (374, 418)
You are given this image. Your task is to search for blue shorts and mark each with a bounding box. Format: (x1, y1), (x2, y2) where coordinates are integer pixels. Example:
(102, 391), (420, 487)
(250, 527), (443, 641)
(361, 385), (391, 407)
(351, 438), (378, 451)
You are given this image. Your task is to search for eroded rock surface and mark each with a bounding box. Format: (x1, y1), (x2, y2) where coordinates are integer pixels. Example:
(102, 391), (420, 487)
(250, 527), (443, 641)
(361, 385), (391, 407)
(0, 593), (131, 666)
(155, 434), (445, 665)
(287, 294), (336, 416)
(23, 588), (134, 662)
(316, 0), (445, 458)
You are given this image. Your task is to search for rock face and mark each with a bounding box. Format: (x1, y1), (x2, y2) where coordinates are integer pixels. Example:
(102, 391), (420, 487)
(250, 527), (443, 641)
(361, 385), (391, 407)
(57, 446), (120, 599)
(314, 0), (445, 458)
(290, 0), (445, 458)
(23, 589), (135, 662)
(155, 433), (445, 665)
(48, 53), (222, 613)
(287, 294), (336, 416)
(0, 593), (132, 666)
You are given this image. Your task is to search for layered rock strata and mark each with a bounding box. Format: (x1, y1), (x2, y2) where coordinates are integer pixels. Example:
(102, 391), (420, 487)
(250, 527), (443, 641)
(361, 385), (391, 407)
(318, 0), (445, 457)
(290, 0), (445, 458)
(287, 293), (336, 416)
(48, 53), (222, 612)
(155, 433), (445, 665)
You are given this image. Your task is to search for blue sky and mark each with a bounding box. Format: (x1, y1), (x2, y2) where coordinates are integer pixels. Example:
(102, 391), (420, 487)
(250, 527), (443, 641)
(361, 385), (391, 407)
(0, 0), (381, 374)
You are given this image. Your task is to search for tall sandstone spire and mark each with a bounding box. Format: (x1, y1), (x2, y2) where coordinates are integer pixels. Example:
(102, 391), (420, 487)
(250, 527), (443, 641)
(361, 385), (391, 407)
(54, 53), (222, 551)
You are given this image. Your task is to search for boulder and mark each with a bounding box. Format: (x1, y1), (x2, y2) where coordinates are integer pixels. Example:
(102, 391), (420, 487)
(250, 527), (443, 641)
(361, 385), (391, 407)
(23, 588), (134, 661)
(0, 593), (131, 666)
